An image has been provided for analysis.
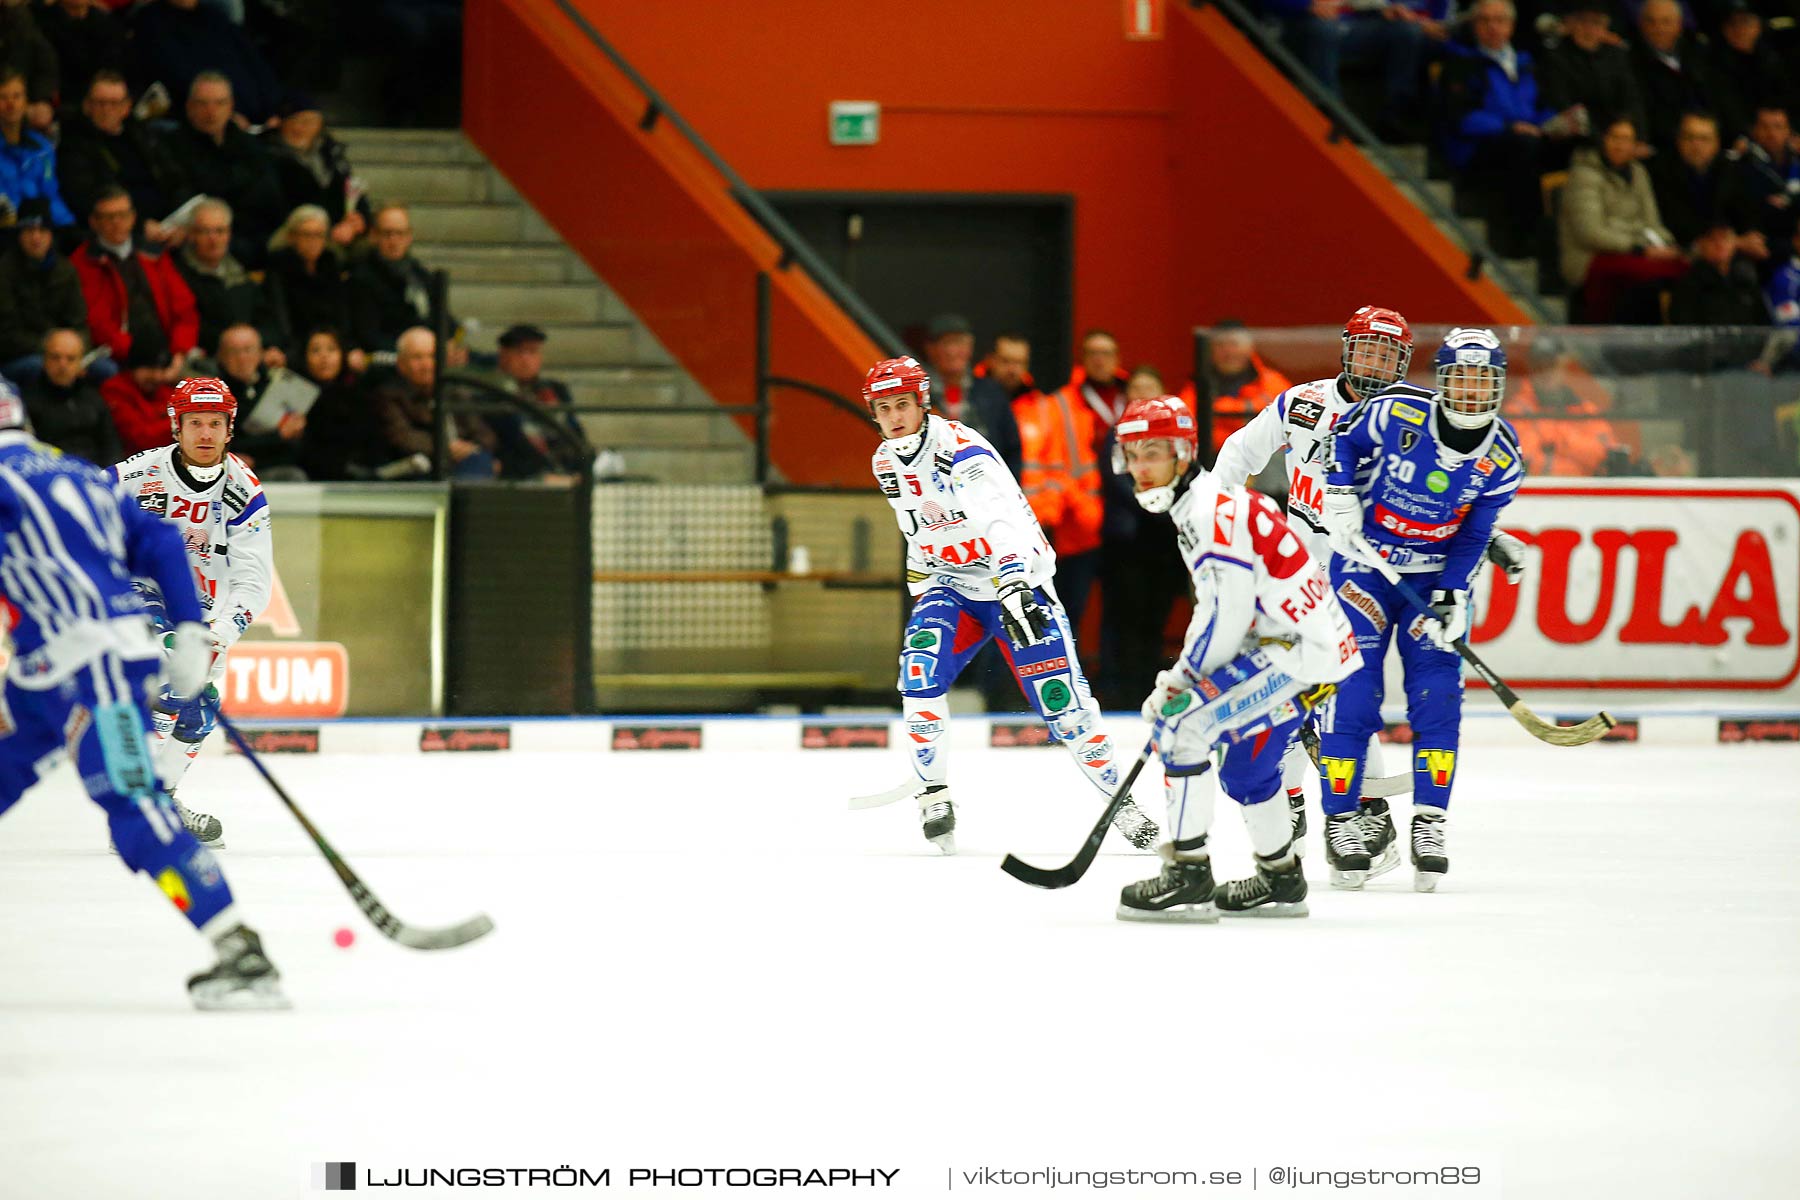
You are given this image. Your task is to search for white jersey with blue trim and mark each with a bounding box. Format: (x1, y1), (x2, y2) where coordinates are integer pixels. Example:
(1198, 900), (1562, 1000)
(875, 414), (1054, 601)
(1326, 383), (1524, 588)
(1164, 468), (1362, 690)
(111, 445), (273, 648)
(1213, 374), (1364, 557)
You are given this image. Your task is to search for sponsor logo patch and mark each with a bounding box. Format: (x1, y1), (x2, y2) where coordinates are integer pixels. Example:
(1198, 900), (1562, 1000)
(420, 726), (511, 752)
(1015, 656), (1069, 679)
(227, 727), (320, 754)
(907, 629), (942, 651)
(156, 867), (190, 912)
(1392, 402), (1427, 426)
(1320, 755), (1358, 795)
(1336, 580), (1388, 634)
(1474, 457), (1495, 476)
(802, 723), (890, 749)
(989, 721), (1054, 748)
(1717, 718), (1800, 743)
(1415, 747), (1456, 788)
(1426, 470), (1449, 494)
(610, 725), (702, 751)
(1289, 398), (1326, 429)
(1036, 677), (1075, 714)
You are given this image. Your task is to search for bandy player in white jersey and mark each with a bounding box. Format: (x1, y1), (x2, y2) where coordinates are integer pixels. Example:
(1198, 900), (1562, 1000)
(1212, 307), (1526, 860)
(849, 356), (1157, 854)
(1112, 396), (1362, 920)
(112, 377), (273, 848)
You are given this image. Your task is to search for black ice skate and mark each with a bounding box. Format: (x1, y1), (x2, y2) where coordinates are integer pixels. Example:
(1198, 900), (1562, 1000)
(918, 786), (955, 855)
(173, 794), (223, 849)
(1216, 852), (1309, 918)
(1357, 797), (1398, 880)
(1410, 807), (1448, 892)
(1325, 811), (1372, 890)
(1288, 788), (1308, 858)
(1111, 798), (1160, 850)
(187, 924), (289, 1011)
(1116, 842), (1216, 923)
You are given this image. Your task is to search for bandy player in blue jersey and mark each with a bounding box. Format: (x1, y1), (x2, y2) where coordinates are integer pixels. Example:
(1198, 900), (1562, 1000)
(1316, 328), (1524, 892)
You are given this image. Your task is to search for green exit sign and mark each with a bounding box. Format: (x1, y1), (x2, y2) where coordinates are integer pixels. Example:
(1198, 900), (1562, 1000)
(829, 101), (879, 146)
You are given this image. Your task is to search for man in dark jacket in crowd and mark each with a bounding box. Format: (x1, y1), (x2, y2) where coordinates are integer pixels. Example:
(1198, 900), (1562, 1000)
(37, 0), (128, 103)
(0, 2), (59, 132)
(964, 331), (1033, 481)
(1708, 1), (1793, 144)
(1669, 220), (1772, 326)
(166, 72), (284, 266)
(57, 71), (195, 240)
(1726, 106), (1800, 263)
(349, 204), (464, 361)
(173, 196), (285, 359)
(0, 200), (89, 381)
(372, 327), (493, 479)
(1629, 0), (1718, 151)
(21, 327), (121, 466)
(130, 0), (284, 124)
(921, 313), (1023, 479)
(1650, 110), (1769, 265)
(1539, 0), (1643, 138)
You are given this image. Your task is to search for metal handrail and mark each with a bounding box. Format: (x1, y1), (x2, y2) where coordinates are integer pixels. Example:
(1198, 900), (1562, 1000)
(546, 0), (907, 357)
(1195, 0), (1553, 324)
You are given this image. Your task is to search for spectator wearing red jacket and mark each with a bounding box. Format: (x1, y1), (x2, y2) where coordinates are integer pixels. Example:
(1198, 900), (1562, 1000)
(71, 186), (199, 454)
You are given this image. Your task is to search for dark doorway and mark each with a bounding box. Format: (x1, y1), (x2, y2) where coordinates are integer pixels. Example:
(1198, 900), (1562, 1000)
(767, 194), (1075, 390)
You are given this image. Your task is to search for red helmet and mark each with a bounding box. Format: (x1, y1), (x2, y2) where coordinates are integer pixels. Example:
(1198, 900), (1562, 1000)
(167, 376), (237, 441)
(861, 355), (931, 417)
(1340, 305), (1413, 401)
(1112, 395), (1198, 467)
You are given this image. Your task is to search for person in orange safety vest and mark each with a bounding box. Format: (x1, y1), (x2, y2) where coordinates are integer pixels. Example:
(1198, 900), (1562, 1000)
(1012, 329), (1129, 632)
(1178, 320), (1293, 461)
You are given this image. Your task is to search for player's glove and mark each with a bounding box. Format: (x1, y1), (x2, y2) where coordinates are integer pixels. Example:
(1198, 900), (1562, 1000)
(1141, 667), (1189, 723)
(1321, 485), (1365, 560)
(1427, 588), (1470, 650)
(996, 579), (1052, 650)
(1486, 531), (1527, 584)
(167, 621), (213, 701)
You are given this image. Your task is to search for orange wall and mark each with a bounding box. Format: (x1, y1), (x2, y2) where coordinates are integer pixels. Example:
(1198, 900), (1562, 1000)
(573, 0), (1525, 389)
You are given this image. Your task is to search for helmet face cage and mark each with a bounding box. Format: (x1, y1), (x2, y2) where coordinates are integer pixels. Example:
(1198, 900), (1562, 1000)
(1341, 332), (1412, 400)
(1434, 362), (1506, 428)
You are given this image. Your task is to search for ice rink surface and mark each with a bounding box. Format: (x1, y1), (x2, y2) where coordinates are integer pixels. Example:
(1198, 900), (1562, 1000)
(3, 733), (1798, 1199)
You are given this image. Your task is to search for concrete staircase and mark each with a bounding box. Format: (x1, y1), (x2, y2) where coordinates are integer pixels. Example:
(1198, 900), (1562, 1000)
(1372, 144), (1567, 325)
(335, 129), (759, 483)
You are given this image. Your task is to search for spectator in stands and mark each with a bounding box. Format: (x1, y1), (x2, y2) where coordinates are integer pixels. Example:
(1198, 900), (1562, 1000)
(1539, 0), (1644, 143)
(350, 204), (466, 363)
(208, 321), (314, 477)
(1337, 1), (1449, 141)
(1629, 0), (1718, 151)
(57, 72), (195, 241)
(1560, 114), (1688, 321)
(168, 71), (285, 266)
(1507, 349), (1621, 475)
(1761, 218), (1800, 371)
(1014, 330), (1125, 634)
(1650, 111), (1768, 261)
(264, 203), (354, 363)
(72, 186), (200, 455)
(922, 313), (1022, 480)
(1183, 319), (1292, 459)
(1442, 0), (1586, 258)
(38, 0), (128, 105)
(474, 322), (588, 479)
(174, 197), (283, 361)
(1668, 218), (1771, 324)
(373, 326), (496, 480)
(0, 200), (88, 383)
(20, 327), (121, 465)
(131, 0), (283, 123)
(1707, 1), (1790, 144)
(968, 331), (1034, 480)
(0, 3), (58, 132)
(1725, 106), (1800, 261)
(262, 94), (369, 246)
(0, 68), (73, 232)
(296, 326), (382, 481)
(1097, 365), (1187, 708)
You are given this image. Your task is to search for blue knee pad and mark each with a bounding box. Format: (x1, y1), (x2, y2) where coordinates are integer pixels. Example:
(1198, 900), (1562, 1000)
(109, 800), (233, 928)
